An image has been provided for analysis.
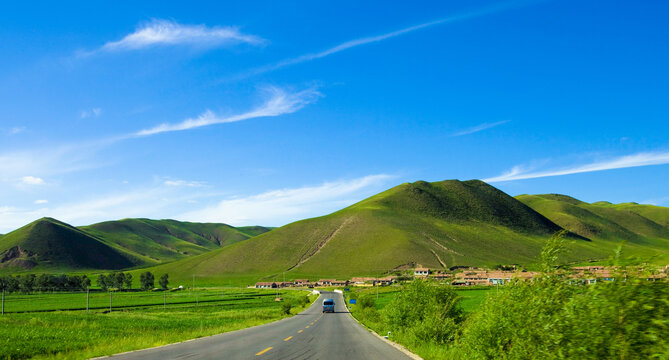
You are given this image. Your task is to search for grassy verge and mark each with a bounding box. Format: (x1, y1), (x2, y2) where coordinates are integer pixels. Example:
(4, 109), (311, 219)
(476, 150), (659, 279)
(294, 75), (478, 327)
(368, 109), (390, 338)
(0, 289), (316, 360)
(345, 285), (492, 360)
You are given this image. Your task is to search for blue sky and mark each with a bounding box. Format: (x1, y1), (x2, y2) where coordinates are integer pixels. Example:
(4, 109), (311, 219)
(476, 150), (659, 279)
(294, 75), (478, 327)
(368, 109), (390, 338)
(1, 0), (668, 232)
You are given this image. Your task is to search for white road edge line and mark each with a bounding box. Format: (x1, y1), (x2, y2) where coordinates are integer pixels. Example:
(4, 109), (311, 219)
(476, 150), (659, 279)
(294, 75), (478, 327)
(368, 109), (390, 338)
(93, 290), (318, 359)
(346, 310), (423, 360)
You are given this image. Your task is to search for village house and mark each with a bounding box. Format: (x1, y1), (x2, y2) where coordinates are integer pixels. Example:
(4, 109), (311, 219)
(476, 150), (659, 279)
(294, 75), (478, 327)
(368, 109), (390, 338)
(317, 279), (336, 286)
(414, 268), (430, 276)
(487, 271), (513, 285)
(350, 277), (376, 287)
(255, 282), (277, 289)
(453, 270), (488, 286)
(293, 279), (309, 286)
(374, 276), (395, 286)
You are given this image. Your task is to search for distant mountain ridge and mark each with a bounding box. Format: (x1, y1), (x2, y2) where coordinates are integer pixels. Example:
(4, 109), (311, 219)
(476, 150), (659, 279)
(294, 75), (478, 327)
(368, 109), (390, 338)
(516, 194), (669, 257)
(148, 180), (625, 284)
(0, 218), (270, 272)
(2, 180), (668, 280)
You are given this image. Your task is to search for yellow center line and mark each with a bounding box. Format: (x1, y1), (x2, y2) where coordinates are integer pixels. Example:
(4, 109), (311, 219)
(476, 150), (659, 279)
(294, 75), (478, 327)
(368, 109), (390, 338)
(284, 336), (293, 341)
(298, 330), (303, 333)
(305, 325), (310, 328)
(256, 347), (272, 356)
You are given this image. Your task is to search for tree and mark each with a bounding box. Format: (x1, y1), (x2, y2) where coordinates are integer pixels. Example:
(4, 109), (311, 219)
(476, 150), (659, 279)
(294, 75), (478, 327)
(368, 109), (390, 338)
(80, 275), (91, 290)
(115, 272), (126, 290)
(35, 274), (51, 292)
(123, 273), (133, 289)
(158, 274), (169, 290)
(98, 274), (109, 291)
(0, 276), (9, 292)
(140, 271), (154, 291)
(18, 274), (36, 293)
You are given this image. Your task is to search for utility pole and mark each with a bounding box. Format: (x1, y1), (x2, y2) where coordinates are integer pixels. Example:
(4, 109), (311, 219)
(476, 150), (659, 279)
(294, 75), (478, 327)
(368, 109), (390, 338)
(163, 291), (166, 310)
(2, 289), (4, 315)
(86, 288), (90, 312)
(109, 291), (112, 312)
(376, 280), (379, 299)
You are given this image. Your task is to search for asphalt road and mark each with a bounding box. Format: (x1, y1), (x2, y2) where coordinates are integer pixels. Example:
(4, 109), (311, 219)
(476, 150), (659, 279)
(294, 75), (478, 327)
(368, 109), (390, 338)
(104, 291), (412, 360)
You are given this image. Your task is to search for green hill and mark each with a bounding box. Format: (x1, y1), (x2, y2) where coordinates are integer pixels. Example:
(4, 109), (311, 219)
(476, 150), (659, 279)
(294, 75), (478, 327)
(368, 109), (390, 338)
(0, 218), (134, 271)
(0, 218), (271, 273)
(81, 219), (269, 266)
(516, 194), (669, 261)
(147, 180), (614, 285)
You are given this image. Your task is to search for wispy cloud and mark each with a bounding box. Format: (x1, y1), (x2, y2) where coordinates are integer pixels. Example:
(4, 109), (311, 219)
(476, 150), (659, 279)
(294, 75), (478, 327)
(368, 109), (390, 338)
(135, 87), (322, 136)
(8, 127), (26, 135)
(484, 151), (669, 182)
(0, 143), (108, 183)
(92, 19), (264, 54)
(80, 108), (102, 119)
(244, 1), (525, 77)
(178, 174), (395, 226)
(20, 176), (45, 185)
(451, 120), (509, 137)
(0, 183), (210, 233)
(164, 179), (205, 187)
(0, 86), (319, 185)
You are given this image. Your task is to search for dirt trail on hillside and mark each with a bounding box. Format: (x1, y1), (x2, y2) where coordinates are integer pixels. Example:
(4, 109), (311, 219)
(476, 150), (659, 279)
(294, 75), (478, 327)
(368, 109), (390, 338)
(287, 217), (355, 271)
(430, 249), (447, 268)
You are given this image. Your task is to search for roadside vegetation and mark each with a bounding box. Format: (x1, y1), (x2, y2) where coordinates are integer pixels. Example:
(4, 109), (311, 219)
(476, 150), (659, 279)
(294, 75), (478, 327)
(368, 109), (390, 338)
(348, 234), (669, 359)
(0, 288), (317, 359)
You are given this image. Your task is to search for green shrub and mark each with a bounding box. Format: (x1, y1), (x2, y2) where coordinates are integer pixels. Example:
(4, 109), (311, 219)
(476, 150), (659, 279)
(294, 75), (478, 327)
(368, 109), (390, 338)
(280, 301), (292, 315)
(358, 294), (375, 309)
(382, 279), (464, 345)
(452, 275), (669, 359)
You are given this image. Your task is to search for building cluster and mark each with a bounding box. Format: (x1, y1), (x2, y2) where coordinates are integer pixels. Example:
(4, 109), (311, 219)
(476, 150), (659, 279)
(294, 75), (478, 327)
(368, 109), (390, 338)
(254, 264), (668, 289)
(254, 276), (397, 289)
(414, 267), (538, 286)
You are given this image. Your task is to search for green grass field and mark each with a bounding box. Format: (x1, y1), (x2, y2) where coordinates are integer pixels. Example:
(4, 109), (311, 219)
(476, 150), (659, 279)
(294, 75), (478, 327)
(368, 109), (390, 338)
(0, 288), (317, 360)
(346, 285), (490, 314)
(0, 288), (287, 313)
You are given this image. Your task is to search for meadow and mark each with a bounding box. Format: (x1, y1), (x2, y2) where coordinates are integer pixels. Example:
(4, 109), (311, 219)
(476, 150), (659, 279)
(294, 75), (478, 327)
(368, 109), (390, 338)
(0, 288), (317, 360)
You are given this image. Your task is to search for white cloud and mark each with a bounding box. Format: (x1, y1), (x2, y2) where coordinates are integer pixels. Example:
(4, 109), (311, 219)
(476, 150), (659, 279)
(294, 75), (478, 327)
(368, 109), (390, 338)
(451, 120), (509, 137)
(135, 86), (321, 136)
(245, 1), (523, 77)
(0, 143), (107, 183)
(21, 176), (45, 185)
(9, 126), (26, 135)
(34, 199), (48, 204)
(97, 19), (264, 53)
(80, 108), (102, 119)
(484, 151), (669, 183)
(164, 180), (205, 187)
(178, 174), (394, 226)
(0, 174), (394, 233)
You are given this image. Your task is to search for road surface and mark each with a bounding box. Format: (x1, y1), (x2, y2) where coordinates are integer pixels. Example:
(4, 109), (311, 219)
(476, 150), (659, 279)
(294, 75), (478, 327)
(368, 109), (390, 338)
(104, 291), (412, 360)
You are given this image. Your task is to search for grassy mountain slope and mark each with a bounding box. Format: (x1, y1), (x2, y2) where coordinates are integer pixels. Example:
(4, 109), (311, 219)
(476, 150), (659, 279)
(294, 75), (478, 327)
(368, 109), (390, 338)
(81, 219), (267, 265)
(148, 180), (610, 285)
(516, 194), (669, 261)
(0, 218), (271, 273)
(598, 202), (669, 228)
(0, 218), (134, 271)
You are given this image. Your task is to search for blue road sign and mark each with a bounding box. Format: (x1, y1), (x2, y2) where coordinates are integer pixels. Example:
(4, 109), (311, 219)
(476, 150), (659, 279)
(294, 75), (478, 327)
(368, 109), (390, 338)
(349, 299), (357, 304)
